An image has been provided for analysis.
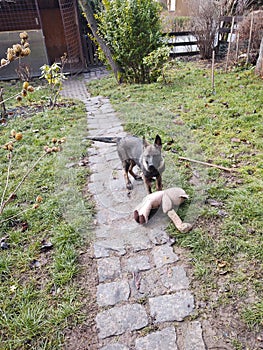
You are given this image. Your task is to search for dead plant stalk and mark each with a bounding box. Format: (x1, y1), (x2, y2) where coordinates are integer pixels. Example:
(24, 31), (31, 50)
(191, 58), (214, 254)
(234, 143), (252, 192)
(0, 151), (48, 215)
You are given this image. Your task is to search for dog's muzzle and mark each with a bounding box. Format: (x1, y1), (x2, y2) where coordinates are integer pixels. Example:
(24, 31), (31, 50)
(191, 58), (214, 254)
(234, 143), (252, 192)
(144, 166), (160, 178)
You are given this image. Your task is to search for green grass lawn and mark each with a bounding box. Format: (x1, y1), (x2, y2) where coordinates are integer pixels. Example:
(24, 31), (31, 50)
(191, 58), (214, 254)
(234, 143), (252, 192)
(0, 60), (262, 350)
(0, 80), (94, 349)
(87, 61), (263, 348)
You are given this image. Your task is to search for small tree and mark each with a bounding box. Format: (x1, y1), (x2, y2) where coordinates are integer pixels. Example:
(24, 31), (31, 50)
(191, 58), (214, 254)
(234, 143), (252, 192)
(78, 0), (123, 83)
(96, 0), (168, 83)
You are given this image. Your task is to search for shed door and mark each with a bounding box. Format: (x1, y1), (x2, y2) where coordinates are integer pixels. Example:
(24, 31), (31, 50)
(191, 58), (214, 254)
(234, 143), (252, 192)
(38, 0), (67, 64)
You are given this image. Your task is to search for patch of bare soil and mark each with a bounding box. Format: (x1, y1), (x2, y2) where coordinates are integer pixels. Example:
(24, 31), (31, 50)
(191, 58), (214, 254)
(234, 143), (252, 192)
(63, 245), (99, 350)
(1, 102), (76, 126)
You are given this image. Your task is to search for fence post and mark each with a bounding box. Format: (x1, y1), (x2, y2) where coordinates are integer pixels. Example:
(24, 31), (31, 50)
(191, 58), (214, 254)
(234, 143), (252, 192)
(246, 12), (254, 65)
(225, 16), (235, 72)
(212, 50), (215, 93)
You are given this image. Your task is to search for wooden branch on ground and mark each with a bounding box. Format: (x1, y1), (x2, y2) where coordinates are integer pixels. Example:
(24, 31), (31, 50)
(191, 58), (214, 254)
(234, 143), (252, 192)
(178, 156), (237, 172)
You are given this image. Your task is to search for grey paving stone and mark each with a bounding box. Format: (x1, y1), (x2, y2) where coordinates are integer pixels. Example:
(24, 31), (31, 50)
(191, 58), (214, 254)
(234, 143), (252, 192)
(135, 326), (178, 350)
(152, 244), (179, 268)
(124, 255), (151, 272)
(136, 268), (165, 297)
(182, 321), (206, 350)
(105, 152), (120, 161)
(100, 345), (129, 350)
(97, 257), (121, 282)
(97, 280), (130, 306)
(136, 265), (189, 297)
(96, 304), (148, 339)
(94, 240), (126, 258)
(147, 229), (174, 246)
(88, 182), (105, 196)
(149, 291), (194, 322)
(94, 224), (113, 239)
(161, 265), (190, 291)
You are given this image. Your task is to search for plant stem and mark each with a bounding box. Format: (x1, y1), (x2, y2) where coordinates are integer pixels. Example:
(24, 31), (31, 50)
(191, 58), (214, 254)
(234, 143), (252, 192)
(0, 92), (22, 105)
(0, 206), (34, 224)
(0, 152), (48, 215)
(0, 151), (13, 214)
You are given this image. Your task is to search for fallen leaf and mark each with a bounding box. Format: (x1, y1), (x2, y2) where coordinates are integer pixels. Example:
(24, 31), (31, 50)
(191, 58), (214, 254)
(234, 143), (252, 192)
(231, 137), (241, 143)
(217, 261), (228, 268)
(40, 240), (53, 252)
(10, 285), (17, 292)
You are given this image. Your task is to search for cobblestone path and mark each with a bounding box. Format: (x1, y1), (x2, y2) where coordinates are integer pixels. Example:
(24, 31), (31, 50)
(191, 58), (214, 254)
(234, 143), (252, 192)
(61, 71), (206, 350)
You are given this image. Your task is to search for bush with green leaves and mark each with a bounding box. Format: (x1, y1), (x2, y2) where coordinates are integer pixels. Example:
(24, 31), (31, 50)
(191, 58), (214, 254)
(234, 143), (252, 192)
(40, 54), (67, 109)
(96, 0), (169, 83)
(143, 45), (171, 83)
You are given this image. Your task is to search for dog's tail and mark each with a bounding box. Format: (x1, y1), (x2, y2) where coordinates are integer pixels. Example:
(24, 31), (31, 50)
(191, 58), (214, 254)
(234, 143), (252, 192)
(84, 136), (121, 144)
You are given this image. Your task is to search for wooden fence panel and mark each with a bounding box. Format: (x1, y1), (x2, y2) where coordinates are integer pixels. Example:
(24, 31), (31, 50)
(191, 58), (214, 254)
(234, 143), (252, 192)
(164, 31), (199, 57)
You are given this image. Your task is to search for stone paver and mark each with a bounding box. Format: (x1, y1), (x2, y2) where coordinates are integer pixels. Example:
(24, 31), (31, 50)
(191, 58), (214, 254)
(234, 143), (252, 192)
(96, 304), (148, 339)
(60, 71), (206, 350)
(135, 326), (178, 350)
(182, 321), (206, 350)
(101, 345), (129, 350)
(96, 280), (130, 307)
(149, 291), (194, 322)
(97, 257), (121, 282)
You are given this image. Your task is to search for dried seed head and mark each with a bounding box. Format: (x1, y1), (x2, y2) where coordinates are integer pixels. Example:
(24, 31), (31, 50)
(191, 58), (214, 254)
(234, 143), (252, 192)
(7, 48), (15, 61)
(27, 85), (34, 93)
(21, 89), (27, 97)
(32, 203), (39, 209)
(23, 81), (29, 90)
(16, 96), (23, 102)
(52, 146), (59, 152)
(23, 42), (30, 48)
(52, 138), (57, 144)
(36, 195), (43, 203)
(44, 146), (52, 153)
(21, 48), (31, 56)
(10, 129), (17, 137)
(7, 142), (14, 151)
(15, 132), (23, 141)
(1, 58), (8, 66)
(13, 44), (22, 56)
(19, 31), (29, 40)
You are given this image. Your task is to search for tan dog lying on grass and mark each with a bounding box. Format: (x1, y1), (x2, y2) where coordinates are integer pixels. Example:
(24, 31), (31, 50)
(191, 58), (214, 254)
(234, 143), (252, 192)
(134, 187), (193, 233)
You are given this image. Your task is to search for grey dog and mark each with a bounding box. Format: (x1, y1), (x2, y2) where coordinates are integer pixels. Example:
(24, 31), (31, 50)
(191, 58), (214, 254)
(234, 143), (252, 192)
(87, 135), (165, 193)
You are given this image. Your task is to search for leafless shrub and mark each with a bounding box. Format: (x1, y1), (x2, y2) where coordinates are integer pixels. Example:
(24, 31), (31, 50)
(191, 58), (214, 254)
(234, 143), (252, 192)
(16, 63), (32, 82)
(221, 0), (261, 16)
(237, 10), (263, 54)
(189, 0), (221, 59)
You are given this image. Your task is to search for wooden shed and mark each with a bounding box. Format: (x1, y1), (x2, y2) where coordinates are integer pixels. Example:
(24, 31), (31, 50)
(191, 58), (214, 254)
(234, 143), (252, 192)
(0, 0), (87, 80)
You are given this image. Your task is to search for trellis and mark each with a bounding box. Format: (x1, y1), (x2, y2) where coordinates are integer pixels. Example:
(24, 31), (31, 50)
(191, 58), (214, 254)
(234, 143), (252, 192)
(0, 0), (86, 79)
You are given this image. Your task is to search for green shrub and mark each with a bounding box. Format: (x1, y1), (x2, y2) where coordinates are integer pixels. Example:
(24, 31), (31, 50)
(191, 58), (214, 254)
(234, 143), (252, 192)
(96, 0), (169, 83)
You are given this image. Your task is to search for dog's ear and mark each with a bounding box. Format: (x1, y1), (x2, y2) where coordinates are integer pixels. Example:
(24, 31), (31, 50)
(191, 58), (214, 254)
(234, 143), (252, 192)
(154, 135), (162, 148)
